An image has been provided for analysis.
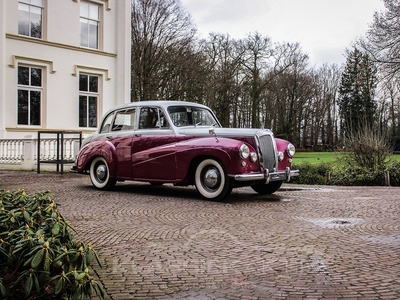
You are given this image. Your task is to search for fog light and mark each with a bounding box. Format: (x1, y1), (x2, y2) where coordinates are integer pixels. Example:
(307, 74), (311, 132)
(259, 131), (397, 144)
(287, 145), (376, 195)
(278, 151), (284, 161)
(250, 152), (257, 162)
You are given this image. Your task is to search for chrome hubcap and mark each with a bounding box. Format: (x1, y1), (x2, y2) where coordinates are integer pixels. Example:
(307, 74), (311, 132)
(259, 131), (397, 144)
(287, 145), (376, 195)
(204, 168), (219, 188)
(96, 165), (107, 181)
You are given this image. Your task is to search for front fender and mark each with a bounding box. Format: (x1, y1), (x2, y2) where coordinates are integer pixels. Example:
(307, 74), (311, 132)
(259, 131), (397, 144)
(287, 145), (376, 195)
(174, 137), (258, 180)
(75, 140), (117, 175)
(275, 138), (294, 170)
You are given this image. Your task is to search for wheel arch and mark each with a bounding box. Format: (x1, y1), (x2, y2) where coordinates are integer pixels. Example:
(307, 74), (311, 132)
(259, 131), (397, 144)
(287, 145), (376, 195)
(78, 142), (118, 177)
(186, 155), (228, 185)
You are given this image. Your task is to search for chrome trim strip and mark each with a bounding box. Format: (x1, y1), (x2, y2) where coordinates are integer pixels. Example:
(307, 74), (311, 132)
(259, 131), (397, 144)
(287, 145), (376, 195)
(234, 169), (299, 182)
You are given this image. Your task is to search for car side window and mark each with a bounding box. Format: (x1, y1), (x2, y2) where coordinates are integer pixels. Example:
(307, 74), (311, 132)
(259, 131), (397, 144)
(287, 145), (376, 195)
(168, 107), (189, 127)
(139, 107), (170, 129)
(112, 108), (136, 131)
(99, 112), (114, 133)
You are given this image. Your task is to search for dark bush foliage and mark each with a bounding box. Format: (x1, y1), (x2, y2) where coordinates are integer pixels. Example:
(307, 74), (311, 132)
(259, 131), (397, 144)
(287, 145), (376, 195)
(384, 161), (400, 186)
(329, 166), (384, 186)
(0, 190), (105, 299)
(291, 162), (332, 185)
(291, 161), (400, 186)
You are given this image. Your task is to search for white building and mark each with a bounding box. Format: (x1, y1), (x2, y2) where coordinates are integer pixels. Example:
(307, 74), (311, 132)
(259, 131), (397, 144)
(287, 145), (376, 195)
(0, 0), (131, 140)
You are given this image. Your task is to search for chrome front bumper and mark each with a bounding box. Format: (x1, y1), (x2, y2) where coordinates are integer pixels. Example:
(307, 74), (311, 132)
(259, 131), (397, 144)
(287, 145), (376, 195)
(234, 167), (299, 183)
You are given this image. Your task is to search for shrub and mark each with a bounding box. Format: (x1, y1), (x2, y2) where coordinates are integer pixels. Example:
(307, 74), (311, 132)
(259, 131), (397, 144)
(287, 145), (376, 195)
(0, 190), (105, 299)
(385, 161), (400, 186)
(328, 166), (384, 186)
(290, 160), (400, 186)
(343, 126), (392, 171)
(291, 162), (332, 185)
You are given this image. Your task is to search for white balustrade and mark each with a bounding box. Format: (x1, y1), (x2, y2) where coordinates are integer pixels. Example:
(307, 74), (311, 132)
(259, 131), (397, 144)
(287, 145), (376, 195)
(0, 139), (24, 164)
(0, 134), (82, 170)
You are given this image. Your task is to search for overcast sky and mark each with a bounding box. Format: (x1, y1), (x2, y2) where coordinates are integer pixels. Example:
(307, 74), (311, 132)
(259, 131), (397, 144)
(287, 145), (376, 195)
(180, 0), (385, 67)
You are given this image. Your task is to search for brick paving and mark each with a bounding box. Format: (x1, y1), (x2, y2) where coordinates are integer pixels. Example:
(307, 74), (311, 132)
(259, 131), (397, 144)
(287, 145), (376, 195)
(1, 170), (400, 299)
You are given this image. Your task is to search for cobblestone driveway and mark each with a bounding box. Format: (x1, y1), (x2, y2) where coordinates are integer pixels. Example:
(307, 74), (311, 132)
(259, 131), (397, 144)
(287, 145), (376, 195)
(1, 170), (400, 299)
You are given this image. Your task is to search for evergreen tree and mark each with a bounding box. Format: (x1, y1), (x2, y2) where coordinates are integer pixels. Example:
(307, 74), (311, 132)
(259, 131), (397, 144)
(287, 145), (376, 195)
(338, 47), (377, 137)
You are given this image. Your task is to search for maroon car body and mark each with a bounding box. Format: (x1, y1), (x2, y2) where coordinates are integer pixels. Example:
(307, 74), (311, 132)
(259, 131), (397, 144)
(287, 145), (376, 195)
(71, 101), (299, 200)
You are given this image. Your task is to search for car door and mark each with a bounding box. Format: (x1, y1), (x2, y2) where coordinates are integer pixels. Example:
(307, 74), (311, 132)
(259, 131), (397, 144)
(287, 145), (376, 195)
(104, 107), (138, 179)
(131, 106), (178, 181)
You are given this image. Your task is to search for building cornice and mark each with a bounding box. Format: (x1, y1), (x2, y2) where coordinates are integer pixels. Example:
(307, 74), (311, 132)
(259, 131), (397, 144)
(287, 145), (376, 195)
(73, 0), (111, 11)
(6, 127), (96, 135)
(9, 55), (57, 73)
(6, 34), (117, 58)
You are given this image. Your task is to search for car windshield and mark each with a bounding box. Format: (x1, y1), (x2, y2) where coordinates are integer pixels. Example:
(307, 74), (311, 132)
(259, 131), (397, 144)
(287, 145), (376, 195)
(168, 106), (220, 127)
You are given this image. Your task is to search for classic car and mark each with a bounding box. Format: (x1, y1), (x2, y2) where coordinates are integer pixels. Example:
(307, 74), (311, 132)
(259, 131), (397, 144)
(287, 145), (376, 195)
(71, 101), (299, 200)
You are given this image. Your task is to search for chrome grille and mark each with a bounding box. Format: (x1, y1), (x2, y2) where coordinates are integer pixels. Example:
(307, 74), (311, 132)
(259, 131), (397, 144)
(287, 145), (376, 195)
(257, 133), (276, 171)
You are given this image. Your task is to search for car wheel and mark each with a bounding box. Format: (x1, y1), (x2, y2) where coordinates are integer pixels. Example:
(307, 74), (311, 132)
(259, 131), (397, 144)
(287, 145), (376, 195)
(89, 157), (117, 190)
(251, 181), (282, 194)
(195, 158), (233, 201)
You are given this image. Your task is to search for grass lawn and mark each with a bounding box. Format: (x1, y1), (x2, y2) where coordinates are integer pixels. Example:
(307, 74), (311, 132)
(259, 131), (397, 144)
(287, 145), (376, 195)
(293, 152), (338, 164)
(293, 152), (400, 165)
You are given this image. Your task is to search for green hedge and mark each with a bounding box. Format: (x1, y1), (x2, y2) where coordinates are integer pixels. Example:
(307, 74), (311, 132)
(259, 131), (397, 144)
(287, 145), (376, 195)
(0, 190), (105, 299)
(290, 162), (332, 185)
(291, 161), (400, 186)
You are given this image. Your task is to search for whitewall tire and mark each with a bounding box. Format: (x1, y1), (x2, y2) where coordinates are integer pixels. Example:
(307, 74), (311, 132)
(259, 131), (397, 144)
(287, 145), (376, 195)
(195, 158), (232, 201)
(89, 157), (117, 190)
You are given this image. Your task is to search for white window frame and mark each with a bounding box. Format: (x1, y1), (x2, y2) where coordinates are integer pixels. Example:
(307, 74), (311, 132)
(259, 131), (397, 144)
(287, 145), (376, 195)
(17, 65), (43, 126)
(80, 1), (101, 49)
(18, 0), (44, 39)
(78, 73), (100, 128)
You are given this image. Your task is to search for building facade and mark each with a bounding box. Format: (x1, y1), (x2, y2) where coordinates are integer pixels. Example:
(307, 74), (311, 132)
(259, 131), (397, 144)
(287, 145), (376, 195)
(0, 0), (131, 140)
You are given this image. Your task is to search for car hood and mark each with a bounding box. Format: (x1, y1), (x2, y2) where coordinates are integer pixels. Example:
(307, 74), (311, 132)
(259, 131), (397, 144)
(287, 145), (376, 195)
(178, 127), (273, 138)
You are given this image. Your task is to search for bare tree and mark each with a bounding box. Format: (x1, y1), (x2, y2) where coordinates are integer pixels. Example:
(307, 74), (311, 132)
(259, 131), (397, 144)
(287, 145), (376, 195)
(360, 0), (400, 82)
(263, 43), (311, 146)
(312, 64), (342, 149)
(239, 32), (273, 128)
(377, 81), (400, 147)
(131, 0), (196, 101)
(199, 34), (244, 126)
(358, 0), (400, 150)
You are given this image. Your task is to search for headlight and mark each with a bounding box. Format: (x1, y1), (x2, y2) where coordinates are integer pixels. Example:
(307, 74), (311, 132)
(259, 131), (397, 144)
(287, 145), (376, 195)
(286, 143), (295, 157)
(239, 144), (250, 159)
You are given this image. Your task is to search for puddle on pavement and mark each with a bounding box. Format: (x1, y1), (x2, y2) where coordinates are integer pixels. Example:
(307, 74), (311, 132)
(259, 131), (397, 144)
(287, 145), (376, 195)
(279, 187), (341, 193)
(279, 187), (322, 192)
(362, 234), (400, 247)
(353, 197), (381, 201)
(299, 217), (364, 228)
